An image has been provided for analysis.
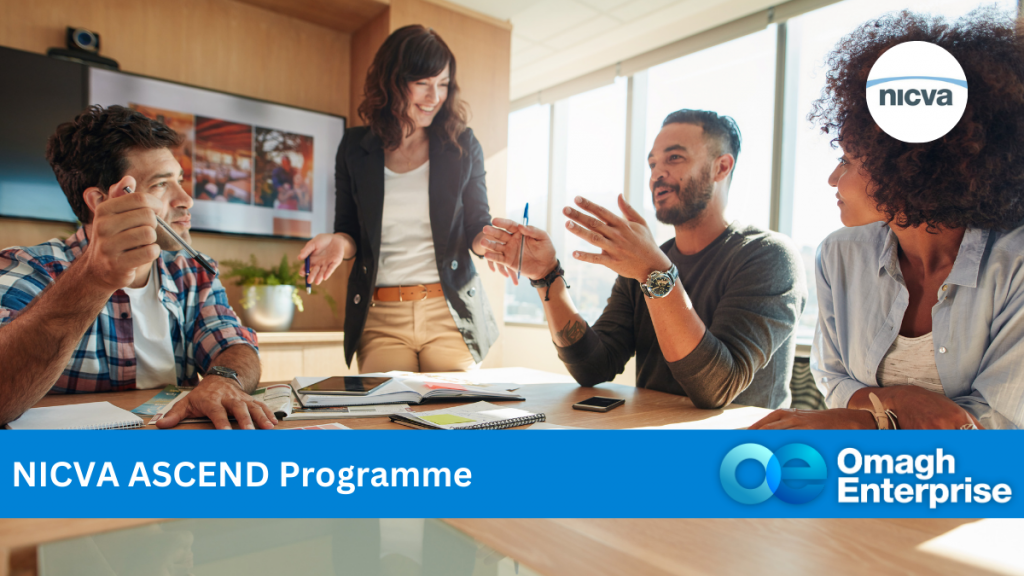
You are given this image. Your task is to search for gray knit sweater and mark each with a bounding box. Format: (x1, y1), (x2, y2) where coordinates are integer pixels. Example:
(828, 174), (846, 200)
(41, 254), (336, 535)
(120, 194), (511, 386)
(557, 223), (807, 409)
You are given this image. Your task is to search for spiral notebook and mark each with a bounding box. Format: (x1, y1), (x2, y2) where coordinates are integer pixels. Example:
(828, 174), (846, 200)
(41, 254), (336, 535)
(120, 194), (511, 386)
(6, 402), (145, 430)
(389, 401), (545, 430)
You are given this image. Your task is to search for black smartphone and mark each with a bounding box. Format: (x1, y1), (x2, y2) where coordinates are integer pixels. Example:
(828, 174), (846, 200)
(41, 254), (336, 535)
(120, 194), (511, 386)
(298, 376), (392, 396)
(572, 396), (625, 412)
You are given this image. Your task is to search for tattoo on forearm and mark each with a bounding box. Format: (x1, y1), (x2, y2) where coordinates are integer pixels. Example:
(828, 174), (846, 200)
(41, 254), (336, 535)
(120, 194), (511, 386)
(556, 319), (588, 347)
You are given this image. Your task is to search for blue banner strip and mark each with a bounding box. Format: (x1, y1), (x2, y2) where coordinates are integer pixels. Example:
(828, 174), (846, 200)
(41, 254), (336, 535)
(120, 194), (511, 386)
(2, 430), (1021, 518)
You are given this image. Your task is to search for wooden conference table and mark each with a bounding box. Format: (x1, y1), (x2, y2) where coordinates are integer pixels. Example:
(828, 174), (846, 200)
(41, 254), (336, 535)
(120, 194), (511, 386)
(1, 379), (1014, 576)
(29, 379), (765, 430)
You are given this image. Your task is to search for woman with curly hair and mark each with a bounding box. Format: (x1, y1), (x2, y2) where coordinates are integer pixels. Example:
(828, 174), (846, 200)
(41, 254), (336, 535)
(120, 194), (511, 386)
(753, 8), (1024, 430)
(298, 25), (508, 372)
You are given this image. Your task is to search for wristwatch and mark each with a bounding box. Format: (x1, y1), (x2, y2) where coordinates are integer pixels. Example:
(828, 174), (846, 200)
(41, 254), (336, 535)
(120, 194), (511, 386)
(207, 366), (243, 390)
(639, 263), (679, 299)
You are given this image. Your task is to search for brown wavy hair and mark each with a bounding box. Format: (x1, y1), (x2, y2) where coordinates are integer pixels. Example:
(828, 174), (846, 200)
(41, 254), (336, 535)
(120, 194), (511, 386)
(810, 8), (1024, 231)
(359, 25), (469, 153)
(46, 105), (183, 223)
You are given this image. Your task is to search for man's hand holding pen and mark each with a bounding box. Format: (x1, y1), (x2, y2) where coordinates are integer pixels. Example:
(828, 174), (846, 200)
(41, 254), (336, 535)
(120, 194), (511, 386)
(77, 175), (164, 293)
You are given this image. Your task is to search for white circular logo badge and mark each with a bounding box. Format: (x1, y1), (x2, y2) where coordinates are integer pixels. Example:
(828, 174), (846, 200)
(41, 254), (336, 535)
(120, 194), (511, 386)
(866, 41), (968, 143)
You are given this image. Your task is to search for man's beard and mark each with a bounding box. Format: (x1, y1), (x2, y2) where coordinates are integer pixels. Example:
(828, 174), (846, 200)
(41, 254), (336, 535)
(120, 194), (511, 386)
(154, 211), (190, 251)
(654, 162), (714, 226)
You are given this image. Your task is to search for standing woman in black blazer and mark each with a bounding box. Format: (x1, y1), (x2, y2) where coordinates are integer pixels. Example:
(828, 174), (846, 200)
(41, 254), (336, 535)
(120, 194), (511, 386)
(299, 25), (510, 372)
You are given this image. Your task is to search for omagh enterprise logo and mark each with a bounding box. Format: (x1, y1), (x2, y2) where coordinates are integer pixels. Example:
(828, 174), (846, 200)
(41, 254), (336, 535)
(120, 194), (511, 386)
(866, 41), (968, 143)
(720, 443), (826, 505)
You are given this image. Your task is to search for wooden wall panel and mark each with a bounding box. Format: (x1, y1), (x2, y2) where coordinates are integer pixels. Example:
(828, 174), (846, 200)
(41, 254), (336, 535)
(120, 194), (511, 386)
(0, 0), (351, 116)
(0, 220), (78, 252)
(233, 0), (389, 34)
(0, 0), (353, 330)
(350, 8), (391, 125)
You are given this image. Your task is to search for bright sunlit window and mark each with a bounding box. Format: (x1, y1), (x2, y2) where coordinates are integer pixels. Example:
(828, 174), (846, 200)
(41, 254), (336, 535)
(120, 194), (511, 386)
(559, 77), (629, 324)
(504, 103), (551, 324)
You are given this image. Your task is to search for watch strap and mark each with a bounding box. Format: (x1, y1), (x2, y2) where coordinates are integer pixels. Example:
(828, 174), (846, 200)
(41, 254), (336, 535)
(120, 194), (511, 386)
(529, 260), (570, 301)
(208, 366), (243, 390)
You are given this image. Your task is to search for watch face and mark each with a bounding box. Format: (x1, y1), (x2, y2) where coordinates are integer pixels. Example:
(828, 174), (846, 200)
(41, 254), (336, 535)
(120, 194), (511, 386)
(210, 366), (237, 378)
(648, 272), (673, 298)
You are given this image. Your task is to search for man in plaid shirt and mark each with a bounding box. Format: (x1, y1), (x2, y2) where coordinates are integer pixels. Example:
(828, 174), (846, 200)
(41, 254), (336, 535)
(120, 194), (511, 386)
(0, 105), (276, 430)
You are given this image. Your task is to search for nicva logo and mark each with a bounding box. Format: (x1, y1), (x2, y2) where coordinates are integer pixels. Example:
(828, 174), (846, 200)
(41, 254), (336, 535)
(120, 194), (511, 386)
(866, 41), (968, 143)
(720, 443), (826, 505)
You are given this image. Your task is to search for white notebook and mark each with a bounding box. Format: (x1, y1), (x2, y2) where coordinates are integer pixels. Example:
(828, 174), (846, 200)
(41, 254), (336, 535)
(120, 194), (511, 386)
(6, 402), (145, 430)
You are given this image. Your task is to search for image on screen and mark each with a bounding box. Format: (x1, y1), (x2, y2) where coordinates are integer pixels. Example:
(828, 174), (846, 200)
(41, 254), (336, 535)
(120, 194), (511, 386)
(90, 67), (344, 239)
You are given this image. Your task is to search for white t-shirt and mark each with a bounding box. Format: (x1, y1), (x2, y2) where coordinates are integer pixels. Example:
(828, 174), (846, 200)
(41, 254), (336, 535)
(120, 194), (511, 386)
(376, 161), (441, 287)
(122, 266), (178, 389)
(876, 332), (945, 395)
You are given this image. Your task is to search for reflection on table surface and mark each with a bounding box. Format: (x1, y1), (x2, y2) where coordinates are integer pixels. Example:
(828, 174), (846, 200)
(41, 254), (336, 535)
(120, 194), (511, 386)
(38, 518), (541, 576)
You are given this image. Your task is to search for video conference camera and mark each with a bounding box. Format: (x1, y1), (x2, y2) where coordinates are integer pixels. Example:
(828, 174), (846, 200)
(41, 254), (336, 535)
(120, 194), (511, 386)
(47, 26), (119, 70)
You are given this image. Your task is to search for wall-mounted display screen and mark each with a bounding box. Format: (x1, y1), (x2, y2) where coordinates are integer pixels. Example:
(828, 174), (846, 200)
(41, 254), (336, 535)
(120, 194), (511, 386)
(91, 69), (344, 239)
(0, 45), (345, 239)
(0, 46), (82, 224)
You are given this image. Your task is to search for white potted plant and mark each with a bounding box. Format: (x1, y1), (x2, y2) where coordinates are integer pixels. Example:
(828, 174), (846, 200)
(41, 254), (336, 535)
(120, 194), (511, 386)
(221, 255), (335, 332)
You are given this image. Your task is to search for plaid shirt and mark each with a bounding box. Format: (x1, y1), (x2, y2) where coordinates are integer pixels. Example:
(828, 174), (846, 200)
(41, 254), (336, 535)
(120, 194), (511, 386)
(0, 227), (257, 393)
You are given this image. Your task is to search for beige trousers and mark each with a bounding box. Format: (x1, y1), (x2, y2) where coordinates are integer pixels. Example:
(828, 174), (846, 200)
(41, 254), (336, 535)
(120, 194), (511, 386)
(356, 296), (477, 373)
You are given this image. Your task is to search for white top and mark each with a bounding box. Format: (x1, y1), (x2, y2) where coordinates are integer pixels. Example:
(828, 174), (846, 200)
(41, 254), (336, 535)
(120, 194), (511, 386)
(122, 266), (178, 389)
(876, 332), (945, 395)
(376, 161), (440, 287)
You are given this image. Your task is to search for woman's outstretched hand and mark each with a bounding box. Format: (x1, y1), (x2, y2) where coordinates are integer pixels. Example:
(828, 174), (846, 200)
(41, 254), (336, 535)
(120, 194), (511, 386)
(298, 233), (355, 285)
(479, 218), (558, 286)
(472, 229), (518, 282)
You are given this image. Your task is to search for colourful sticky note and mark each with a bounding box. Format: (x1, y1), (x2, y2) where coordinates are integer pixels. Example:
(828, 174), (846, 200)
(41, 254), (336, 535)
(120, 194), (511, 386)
(422, 414), (476, 425)
(424, 382), (469, 391)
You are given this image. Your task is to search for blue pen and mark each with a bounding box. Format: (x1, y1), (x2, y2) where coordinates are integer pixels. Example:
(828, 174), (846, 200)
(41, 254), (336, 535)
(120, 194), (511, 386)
(517, 203), (529, 280)
(305, 256), (311, 294)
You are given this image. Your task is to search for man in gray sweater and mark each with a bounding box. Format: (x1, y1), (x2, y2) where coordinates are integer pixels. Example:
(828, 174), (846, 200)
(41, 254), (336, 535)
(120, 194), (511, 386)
(482, 109), (806, 409)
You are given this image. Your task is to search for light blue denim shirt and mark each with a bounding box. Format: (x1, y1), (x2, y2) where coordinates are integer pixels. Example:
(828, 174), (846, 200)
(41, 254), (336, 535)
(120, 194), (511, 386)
(812, 222), (1024, 429)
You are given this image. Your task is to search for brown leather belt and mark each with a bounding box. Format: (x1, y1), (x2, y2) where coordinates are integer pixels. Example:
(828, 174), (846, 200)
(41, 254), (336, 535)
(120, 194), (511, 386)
(373, 283), (445, 302)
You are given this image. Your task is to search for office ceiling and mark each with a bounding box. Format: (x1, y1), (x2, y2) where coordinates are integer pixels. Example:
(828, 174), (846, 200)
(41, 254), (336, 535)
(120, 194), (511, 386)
(447, 0), (776, 100)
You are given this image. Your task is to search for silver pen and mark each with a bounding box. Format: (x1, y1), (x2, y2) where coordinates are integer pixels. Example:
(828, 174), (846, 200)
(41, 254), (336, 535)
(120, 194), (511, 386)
(122, 186), (217, 276)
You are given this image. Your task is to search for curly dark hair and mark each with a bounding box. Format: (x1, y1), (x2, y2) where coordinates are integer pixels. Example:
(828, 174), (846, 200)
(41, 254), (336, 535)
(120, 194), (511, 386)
(810, 8), (1024, 231)
(45, 104), (183, 223)
(358, 25), (469, 153)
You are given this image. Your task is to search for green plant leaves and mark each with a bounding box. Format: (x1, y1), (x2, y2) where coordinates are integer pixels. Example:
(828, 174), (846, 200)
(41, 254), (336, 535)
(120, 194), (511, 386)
(220, 254), (336, 316)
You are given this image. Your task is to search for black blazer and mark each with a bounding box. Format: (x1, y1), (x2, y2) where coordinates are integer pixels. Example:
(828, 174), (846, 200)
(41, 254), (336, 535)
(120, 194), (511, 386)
(334, 125), (499, 367)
